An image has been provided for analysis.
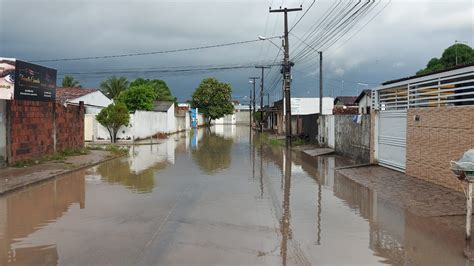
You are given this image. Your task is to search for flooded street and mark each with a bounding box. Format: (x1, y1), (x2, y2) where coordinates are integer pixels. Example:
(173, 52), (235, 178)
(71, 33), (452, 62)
(0, 126), (468, 265)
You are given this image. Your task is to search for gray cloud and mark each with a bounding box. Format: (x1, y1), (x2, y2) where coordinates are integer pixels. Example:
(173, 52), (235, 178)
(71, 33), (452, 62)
(1, 0), (473, 101)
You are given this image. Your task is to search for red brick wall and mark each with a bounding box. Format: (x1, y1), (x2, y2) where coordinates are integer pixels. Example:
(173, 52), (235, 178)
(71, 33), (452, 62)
(406, 106), (474, 192)
(55, 102), (84, 151)
(8, 100), (84, 163)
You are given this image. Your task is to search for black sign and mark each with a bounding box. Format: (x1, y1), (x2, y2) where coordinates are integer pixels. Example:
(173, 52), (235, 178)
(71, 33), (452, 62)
(14, 60), (56, 101)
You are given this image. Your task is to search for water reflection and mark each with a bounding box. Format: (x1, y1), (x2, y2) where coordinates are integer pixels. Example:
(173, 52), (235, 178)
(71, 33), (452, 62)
(0, 171), (85, 265)
(191, 131), (233, 174)
(89, 135), (184, 193)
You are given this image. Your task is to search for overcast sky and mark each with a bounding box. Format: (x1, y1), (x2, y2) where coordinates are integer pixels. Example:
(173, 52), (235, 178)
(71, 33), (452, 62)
(1, 0), (472, 102)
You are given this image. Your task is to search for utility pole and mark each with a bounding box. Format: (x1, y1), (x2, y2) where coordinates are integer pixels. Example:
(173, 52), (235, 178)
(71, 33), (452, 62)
(256, 66), (270, 133)
(249, 77), (260, 130)
(270, 5), (302, 146)
(319, 51), (323, 115)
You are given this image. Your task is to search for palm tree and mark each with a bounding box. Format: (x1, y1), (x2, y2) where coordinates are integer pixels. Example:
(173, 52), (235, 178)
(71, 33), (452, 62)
(62, 75), (81, 88)
(100, 76), (129, 99)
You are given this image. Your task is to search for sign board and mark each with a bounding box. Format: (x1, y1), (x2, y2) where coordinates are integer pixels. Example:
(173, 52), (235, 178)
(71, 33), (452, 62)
(0, 58), (57, 101)
(0, 58), (16, 100)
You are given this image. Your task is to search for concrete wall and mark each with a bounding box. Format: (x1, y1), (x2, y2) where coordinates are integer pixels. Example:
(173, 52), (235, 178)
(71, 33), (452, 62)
(235, 110), (250, 124)
(318, 115), (335, 148)
(334, 114), (371, 163)
(7, 100), (84, 164)
(406, 106), (474, 192)
(214, 113), (236, 125)
(91, 105), (190, 141)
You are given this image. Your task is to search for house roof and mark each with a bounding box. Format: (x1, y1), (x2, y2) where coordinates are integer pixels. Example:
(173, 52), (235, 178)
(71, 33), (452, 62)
(382, 61), (474, 85)
(354, 90), (371, 104)
(56, 87), (98, 103)
(153, 101), (173, 112)
(334, 96), (358, 106)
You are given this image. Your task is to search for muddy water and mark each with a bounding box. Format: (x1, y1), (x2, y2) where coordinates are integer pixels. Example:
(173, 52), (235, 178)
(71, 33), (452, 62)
(0, 125), (469, 265)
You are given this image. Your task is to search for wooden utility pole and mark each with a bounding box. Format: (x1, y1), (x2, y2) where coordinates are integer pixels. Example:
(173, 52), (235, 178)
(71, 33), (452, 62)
(256, 66), (270, 133)
(270, 6), (302, 146)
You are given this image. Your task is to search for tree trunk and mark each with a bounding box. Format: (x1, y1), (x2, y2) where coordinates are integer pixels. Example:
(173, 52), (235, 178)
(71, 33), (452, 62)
(107, 128), (114, 143)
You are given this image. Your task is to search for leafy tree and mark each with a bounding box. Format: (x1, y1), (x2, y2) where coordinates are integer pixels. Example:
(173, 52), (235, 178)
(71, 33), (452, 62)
(100, 76), (129, 99)
(417, 43), (474, 75)
(130, 78), (177, 103)
(96, 102), (130, 143)
(191, 77), (234, 121)
(61, 75), (81, 88)
(116, 84), (157, 112)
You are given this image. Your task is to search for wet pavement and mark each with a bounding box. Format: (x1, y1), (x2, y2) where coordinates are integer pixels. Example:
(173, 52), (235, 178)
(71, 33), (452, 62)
(0, 125), (472, 265)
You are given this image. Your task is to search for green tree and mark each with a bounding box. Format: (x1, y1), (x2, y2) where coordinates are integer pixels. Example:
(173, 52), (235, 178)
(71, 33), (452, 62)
(61, 75), (81, 88)
(116, 84), (157, 112)
(130, 78), (177, 103)
(191, 77), (234, 121)
(100, 76), (129, 99)
(96, 102), (130, 143)
(417, 43), (474, 75)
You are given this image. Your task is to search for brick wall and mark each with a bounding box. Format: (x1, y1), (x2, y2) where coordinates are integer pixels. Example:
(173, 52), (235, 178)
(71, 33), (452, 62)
(8, 100), (84, 163)
(406, 106), (474, 192)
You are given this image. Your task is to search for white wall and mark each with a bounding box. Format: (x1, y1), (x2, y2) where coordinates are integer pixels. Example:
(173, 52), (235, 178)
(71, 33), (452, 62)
(166, 103), (175, 132)
(91, 106), (178, 141)
(291, 97), (334, 115)
(214, 113), (236, 125)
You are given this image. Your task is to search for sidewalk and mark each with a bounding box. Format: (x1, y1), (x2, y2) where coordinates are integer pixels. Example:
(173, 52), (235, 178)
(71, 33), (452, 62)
(0, 150), (121, 195)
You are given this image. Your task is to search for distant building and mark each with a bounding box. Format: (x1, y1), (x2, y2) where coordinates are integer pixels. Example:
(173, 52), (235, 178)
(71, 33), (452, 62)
(333, 96), (358, 114)
(354, 90), (372, 114)
(267, 97), (334, 140)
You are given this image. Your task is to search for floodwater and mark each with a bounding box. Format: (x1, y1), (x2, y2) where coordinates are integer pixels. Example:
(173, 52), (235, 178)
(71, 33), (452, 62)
(0, 125), (469, 265)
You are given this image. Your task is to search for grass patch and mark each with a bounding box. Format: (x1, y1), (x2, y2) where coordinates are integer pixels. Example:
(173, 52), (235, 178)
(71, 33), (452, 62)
(12, 148), (91, 168)
(87, 144), (129, 156)
(105, 145), (129, 156)
(256, 133), (285, 147)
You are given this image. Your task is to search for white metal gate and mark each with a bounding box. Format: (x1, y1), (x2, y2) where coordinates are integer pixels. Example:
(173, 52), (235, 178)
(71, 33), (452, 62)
(377, 110), (407, 172)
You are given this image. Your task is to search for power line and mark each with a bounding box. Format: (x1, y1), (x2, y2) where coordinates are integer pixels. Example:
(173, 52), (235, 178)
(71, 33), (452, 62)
(288, 0), (316, 32)
(32, 37), (279, 63)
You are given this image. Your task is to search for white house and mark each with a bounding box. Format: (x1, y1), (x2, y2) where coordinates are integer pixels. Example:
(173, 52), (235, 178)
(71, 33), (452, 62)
(354, 89), (372, 114)
(56, 87), (112, 114)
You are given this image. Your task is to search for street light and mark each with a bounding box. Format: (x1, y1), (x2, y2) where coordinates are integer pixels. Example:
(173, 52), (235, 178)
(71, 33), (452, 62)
(455, 40), (469, 66)
(258, 35), (283, 51)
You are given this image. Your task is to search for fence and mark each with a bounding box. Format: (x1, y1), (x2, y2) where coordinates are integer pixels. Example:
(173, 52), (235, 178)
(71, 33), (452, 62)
(334, 114), (371, 163)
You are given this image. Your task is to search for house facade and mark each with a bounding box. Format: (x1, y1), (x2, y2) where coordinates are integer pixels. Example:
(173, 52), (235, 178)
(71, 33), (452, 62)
(371, 62), (474, 192)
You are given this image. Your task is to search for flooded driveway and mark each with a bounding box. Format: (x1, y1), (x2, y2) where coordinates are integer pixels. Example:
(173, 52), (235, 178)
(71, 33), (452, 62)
(0, 125), (468, 265)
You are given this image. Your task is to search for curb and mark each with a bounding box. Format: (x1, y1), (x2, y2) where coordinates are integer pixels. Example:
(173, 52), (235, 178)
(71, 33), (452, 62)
(0, 153), (125, 196)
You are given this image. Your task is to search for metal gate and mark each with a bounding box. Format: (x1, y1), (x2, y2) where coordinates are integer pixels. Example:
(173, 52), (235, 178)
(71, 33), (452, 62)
(377, 110), (407, 172)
